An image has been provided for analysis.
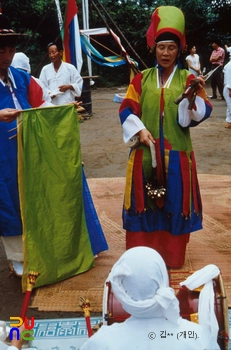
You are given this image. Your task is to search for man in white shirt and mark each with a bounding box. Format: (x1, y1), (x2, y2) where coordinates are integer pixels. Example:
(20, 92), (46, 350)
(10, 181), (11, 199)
(39, 42), (83, 105)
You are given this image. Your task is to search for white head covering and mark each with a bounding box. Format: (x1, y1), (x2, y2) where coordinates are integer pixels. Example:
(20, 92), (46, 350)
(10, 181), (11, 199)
(109, 247), (181, 324)
(11, 52), (31, 73)
(179, 264), (220, 343)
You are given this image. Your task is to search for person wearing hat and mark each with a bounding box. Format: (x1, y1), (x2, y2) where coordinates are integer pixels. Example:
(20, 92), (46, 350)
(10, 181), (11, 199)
(118, 6), (213, 268)
(80, 247), (220, 349)
(209, 40), (225, 99)
(0, 13), (51, 276)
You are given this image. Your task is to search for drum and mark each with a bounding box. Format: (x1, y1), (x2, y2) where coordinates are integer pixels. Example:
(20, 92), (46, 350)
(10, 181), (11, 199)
(176, 274), (229, 350)
(103, 281), (129, 325)
(103, 274), (229, 350)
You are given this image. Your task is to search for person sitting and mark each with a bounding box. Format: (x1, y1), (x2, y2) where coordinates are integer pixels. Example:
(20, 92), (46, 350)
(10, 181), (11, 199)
(80, 246), (220, 350)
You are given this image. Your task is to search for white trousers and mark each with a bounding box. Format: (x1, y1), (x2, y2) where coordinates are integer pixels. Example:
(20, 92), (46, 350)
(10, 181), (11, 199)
(223, 85), (231, 122)
(1, 235), (23, 262)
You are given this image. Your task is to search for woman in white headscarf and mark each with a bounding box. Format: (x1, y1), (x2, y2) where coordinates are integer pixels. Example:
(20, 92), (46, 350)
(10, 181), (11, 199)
(80, 247), (220, 350)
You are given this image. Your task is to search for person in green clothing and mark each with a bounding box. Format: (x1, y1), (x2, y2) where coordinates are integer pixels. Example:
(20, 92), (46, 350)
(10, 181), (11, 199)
(118, 6), (213, 268)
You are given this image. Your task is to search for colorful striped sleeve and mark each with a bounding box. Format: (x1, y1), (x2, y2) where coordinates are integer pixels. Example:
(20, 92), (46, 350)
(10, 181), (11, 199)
(119, 72), (143, 125)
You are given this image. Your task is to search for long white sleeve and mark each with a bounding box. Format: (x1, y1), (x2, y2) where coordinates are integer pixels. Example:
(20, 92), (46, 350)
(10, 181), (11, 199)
(122, 114), (146, 143)
(178, 95), (206, 127)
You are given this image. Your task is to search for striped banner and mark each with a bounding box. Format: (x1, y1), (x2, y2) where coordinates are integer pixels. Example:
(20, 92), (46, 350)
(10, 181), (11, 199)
(62, 0), (83, 73)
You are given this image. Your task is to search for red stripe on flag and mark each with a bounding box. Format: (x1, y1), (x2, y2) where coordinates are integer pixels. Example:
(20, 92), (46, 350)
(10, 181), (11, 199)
(65, 0), (78, 26)
(63, 0), (78, 63)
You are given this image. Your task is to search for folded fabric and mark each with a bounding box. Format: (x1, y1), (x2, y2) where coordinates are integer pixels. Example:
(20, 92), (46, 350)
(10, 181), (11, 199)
(179, 264), (220, 343)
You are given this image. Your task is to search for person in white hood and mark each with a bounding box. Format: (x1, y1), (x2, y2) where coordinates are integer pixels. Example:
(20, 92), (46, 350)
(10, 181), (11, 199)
(11, 52), (51, 103)
(80, 247), (220, 350)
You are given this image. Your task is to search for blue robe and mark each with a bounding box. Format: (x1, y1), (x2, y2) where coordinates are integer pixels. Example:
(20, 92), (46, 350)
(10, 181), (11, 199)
(0, 67), (108, 255)
(0, 67), (34, 237)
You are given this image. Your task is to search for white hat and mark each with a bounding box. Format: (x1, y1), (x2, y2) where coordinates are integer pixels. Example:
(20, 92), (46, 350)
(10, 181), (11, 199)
(11, 52), (31, 73)
(109, 247), (181, 323)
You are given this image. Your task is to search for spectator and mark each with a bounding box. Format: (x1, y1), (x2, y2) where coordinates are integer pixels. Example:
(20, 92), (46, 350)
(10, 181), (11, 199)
(11, 52), (51, 103)
(223, 46), (231, 128)
(209, 40), (225, 99)
(39, 41), (83, 105)
(185, 45), (201, 76)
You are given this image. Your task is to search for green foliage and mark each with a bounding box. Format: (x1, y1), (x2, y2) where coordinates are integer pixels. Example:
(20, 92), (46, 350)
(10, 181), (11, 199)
(1, 0), (231, 85)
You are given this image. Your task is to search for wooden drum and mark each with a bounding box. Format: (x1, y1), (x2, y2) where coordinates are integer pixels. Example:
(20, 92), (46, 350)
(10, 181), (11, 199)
(103, 274), (229, 350)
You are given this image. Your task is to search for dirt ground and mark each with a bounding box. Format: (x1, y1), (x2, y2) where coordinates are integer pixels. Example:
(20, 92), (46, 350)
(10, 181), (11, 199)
(0, 84), (230, 321)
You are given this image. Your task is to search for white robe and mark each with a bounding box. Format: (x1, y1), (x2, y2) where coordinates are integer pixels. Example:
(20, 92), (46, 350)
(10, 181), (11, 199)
(39, 61), (83, 105)
(223, 60), (231, 122)
(79, 316), (220, 350)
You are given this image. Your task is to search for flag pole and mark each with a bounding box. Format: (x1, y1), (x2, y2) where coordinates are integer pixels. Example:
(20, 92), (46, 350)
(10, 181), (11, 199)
(79, 297), (93, 337)
(20, 271), (40, 320)
(54, 0), (63, 31)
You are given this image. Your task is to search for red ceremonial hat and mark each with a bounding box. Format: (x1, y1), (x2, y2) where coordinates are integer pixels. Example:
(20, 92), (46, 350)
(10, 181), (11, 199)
(146, 6), (186, 52)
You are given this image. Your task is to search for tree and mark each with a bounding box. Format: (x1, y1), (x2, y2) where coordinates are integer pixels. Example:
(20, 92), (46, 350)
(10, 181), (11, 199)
(1, 0), (231, 85)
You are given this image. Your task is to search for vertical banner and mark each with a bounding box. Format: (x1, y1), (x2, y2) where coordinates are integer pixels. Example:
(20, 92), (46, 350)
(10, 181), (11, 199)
(18, 105), (95, 291)
(62, 0), (83, 73)
(82, 0), (92, 76)
(54, 0), (63, 31)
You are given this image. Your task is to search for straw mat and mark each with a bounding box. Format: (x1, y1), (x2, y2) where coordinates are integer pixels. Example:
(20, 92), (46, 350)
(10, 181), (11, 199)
(30, 175), (231, 312)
